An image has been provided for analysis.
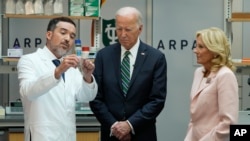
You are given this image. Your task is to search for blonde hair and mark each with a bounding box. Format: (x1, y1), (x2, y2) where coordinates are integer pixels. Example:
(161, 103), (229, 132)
(196, 27), (235, 72)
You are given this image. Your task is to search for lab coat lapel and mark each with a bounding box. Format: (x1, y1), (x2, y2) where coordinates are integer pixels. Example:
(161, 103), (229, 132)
(37, 47), (56, 69)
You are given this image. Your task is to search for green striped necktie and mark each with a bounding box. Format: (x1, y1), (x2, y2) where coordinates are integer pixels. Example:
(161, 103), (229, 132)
(121, 51), (130, 96)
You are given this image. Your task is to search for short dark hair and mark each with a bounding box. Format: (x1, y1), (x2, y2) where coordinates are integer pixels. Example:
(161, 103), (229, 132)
(47, 17), (76, 31)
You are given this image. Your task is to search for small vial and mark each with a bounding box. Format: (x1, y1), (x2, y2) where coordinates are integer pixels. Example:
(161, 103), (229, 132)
(89, 46), (97, 59)
(82, 46), (90, 59)
(75, 39), (82, 58)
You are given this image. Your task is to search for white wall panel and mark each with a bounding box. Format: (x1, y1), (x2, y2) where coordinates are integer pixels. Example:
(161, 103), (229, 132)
(153, 0), (224, 141)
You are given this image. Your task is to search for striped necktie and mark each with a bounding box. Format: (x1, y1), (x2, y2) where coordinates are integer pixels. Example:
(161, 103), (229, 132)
(52, 59), (65, 81)
(121, 51), (130, 96)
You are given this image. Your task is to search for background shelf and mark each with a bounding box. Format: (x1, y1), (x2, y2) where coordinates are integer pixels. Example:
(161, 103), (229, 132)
(4, 14), (99, 20)
(228, 12), (250, 22)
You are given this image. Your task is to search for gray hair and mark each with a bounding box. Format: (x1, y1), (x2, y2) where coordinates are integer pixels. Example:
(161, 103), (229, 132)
(115, 7), (143, 27)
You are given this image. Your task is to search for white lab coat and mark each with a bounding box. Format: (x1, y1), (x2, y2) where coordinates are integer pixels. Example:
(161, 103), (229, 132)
(17, 46), (97, 141)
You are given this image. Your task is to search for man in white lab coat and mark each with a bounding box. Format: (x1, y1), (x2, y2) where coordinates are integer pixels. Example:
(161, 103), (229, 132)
(17, 17), (97, 141)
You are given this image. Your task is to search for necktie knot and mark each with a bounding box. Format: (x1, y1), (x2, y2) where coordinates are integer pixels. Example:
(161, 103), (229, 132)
(52, 59), (60, 67)
(124, 51), (130, 57)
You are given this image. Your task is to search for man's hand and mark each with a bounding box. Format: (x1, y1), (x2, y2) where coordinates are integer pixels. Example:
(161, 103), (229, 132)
(54, 54), (80, 79)
(81, 59), (95, 83)
(111, 121), (131, 141)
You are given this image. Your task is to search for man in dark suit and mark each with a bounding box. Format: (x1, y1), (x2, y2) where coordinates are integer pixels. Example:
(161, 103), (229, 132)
(89, 6), (167, 141)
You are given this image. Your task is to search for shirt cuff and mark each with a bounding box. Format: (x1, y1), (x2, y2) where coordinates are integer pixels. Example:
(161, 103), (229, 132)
(85, 81), (95, 89)
(83, 76), (95, 89)
(126, 120), (135, 135)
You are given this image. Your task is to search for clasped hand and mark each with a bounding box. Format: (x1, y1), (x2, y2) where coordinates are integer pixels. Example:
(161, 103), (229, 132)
(111, 121), (131, 141)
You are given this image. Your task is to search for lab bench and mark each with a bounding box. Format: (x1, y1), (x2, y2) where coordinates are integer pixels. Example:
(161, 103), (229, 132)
(0, 115), (100, 141)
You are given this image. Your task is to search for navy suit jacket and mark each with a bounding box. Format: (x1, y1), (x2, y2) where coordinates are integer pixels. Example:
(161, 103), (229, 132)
(90, 41), (167, 141)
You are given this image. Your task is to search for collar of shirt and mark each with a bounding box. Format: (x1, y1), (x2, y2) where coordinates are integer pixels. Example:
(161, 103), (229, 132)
(121, 38), (140, 78)
(43, 46), (63, 62)
(121, 38), (140, 65)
